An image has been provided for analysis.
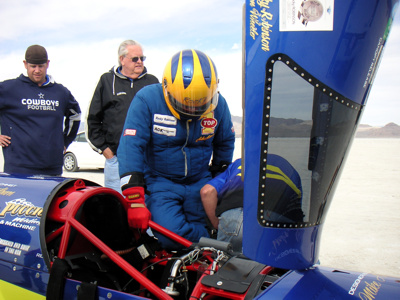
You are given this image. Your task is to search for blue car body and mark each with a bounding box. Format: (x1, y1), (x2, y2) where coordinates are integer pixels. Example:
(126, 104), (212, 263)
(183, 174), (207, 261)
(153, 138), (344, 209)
(0, 0), (399, 299)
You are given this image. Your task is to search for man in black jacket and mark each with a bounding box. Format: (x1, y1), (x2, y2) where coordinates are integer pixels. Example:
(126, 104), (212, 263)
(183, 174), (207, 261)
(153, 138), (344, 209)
(86, 40), (159, 192)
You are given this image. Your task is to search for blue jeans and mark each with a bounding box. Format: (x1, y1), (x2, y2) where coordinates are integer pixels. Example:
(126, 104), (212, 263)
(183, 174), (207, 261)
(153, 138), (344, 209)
(104, 156), (122, 194)
(217, 207), (243, 253)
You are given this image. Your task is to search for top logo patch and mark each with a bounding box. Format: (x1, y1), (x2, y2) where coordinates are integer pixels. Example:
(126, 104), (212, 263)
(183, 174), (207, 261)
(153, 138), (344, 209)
(201, 112), (217, 135)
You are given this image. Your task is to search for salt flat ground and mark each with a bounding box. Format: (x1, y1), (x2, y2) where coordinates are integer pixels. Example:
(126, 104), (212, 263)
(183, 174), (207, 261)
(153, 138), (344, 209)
(320, 138), (400, 278)
(2, 138), (399, 278)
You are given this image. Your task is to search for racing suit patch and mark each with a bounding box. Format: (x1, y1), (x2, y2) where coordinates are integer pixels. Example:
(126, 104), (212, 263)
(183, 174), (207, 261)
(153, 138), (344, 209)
(154, 114), (177, 125)
(153, 125), (176, 137)
(196, 134), (214, 142)
(124, 129), (137, 136)
(201, 112), (217, 135)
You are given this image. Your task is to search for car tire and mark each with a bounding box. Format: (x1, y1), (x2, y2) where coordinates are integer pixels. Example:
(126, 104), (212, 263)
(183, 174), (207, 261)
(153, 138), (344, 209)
(64, 152), (79, 172)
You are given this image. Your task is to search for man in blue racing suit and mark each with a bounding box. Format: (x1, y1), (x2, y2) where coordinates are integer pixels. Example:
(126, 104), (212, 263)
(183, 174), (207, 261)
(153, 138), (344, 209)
(118, 49), (235, 249)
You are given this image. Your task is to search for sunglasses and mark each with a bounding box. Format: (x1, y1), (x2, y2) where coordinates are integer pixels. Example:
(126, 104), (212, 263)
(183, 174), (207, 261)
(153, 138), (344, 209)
(126, 56), (146, 62)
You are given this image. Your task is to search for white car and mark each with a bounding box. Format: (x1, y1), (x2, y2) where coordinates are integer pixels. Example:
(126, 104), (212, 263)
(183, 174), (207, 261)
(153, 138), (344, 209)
(63, 132), (105, 172)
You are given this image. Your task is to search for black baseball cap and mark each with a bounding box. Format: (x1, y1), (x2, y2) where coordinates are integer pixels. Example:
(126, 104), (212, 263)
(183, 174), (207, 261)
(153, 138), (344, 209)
(25, 45), (48, 64)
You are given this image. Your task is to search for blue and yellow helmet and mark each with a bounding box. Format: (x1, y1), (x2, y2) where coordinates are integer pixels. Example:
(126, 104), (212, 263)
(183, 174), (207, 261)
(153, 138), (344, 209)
(162, 49), (219, 119)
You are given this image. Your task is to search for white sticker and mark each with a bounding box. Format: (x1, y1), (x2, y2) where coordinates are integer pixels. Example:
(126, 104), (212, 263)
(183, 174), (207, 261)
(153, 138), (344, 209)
(153, 125), (176, 137)
(279, 0), (334, 31)
(154, 114), (177, 125)
(137, 244), (150, 259)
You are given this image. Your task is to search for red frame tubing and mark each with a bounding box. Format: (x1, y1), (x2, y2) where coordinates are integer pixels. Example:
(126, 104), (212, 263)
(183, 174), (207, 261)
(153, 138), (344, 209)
(51, 181), (175, 300)
(45, 225), (65, 243)
(149, 220), (193, 248)
(67, 218), (172, 300)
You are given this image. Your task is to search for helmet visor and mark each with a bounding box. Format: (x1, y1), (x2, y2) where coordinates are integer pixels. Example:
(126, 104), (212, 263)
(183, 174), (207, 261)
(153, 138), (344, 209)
(167, 90), (219, 118)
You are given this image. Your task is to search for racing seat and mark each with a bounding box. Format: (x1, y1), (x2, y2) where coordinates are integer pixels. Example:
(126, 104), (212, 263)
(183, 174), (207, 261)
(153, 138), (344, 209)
(45, 179), (136, 257)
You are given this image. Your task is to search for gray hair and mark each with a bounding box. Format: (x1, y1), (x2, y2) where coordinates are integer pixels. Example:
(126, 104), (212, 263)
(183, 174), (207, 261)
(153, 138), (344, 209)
(118, 40), (143, 65)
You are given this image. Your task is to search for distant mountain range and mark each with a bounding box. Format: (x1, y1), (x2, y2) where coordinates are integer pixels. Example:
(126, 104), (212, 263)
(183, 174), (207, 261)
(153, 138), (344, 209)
(231, 116), (400, 138)
(80, 117), (400, 139)
(355, 122), (400, 138)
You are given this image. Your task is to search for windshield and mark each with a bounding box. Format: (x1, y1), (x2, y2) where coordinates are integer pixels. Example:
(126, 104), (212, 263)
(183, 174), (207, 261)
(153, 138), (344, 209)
(257, 55), (362, 228)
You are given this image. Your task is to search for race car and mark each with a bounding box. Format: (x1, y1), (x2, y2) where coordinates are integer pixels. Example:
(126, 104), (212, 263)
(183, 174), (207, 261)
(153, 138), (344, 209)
(1, 0), (399, 299)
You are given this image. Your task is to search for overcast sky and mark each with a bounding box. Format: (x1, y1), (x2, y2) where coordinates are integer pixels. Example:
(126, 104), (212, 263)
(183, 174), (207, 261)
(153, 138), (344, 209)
(0, 0), (399, 126)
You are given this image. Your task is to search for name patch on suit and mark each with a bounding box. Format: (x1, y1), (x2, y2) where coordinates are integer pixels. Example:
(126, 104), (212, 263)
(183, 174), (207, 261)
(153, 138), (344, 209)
(153, 125), (176, 137)
(154, 114), (177, 125)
